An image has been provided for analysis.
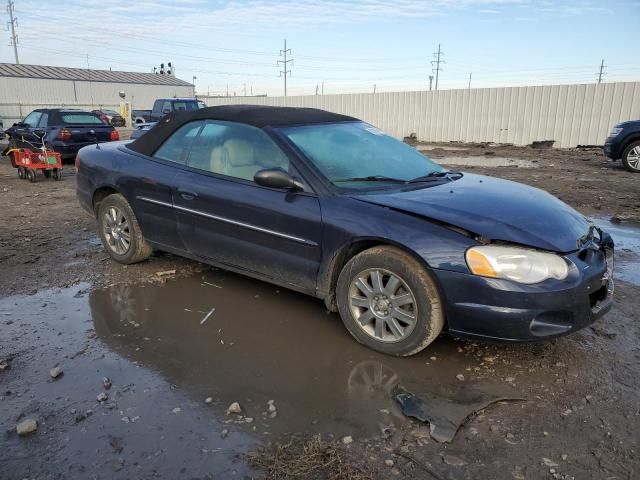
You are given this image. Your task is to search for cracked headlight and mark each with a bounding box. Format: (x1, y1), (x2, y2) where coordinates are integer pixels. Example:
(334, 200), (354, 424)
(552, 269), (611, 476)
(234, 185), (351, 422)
(465, 245), (569, 284)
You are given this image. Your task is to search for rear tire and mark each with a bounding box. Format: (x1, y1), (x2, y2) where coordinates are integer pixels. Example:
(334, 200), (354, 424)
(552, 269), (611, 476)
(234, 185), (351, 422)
(621, 140), (640, 172)
(27, 169), (36, 183)
(52, 168), (61, 181)
(97, 193), (152, 264)
(17, 166), (25, 179)
(336, 246), (444, 356)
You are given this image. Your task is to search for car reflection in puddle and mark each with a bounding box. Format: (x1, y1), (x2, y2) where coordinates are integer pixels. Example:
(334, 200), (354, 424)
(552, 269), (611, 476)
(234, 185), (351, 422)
(89, 270), (518, 441)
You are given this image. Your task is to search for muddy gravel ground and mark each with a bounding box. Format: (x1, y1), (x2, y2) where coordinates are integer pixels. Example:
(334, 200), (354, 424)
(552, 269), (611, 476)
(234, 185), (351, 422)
(1, 144), (639, 480)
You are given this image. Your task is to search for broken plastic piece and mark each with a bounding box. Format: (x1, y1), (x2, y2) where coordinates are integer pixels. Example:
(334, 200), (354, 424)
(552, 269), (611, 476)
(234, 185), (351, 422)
(393, 385), (524, 443)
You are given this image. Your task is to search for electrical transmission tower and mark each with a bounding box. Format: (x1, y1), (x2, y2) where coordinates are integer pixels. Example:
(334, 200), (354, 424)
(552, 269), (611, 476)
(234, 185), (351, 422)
(6, 0), (19, 64)
(597, 59), (606, 84)
(278, 39), (293, 96)
(431, 44), (444, 90)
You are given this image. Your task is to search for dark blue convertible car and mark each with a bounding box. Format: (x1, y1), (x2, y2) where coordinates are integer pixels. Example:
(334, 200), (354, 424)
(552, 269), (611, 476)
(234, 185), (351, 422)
(76, 105), (614, 356)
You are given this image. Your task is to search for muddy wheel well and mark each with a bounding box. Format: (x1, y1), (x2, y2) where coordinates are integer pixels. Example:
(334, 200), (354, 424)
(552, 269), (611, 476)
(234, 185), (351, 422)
(92, 187), (118, 216)
(323, 240), (420, 312)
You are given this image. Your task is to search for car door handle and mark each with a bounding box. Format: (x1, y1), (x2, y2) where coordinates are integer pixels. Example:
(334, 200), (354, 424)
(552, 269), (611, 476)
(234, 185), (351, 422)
(177, 188), (198, 200)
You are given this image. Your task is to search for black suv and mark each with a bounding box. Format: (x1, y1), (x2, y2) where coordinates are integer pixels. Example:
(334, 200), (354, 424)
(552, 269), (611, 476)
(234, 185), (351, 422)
(603, 120), (640, 172)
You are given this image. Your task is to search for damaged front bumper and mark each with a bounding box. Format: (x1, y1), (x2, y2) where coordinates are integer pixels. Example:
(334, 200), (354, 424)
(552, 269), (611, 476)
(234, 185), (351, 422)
(436, 236), (614, 343)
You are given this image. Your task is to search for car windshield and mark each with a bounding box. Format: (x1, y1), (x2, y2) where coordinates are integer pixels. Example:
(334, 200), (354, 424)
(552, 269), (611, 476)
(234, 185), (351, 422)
(103, 109), (120, 116)
(280, 121), (444, 189)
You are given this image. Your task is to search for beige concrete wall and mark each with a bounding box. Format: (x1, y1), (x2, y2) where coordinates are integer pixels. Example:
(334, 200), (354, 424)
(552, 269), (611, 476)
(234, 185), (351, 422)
(204, 82), (640, 147)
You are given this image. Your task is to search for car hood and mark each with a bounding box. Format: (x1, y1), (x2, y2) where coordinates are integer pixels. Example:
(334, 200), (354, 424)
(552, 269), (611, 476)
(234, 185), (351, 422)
(351, 173), (591, 253)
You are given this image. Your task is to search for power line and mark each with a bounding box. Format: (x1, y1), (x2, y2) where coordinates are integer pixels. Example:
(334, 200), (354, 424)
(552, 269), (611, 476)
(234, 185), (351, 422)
(597, 59), (606, 84)
(278, 39), (292, 96)
(6, 0), (19, 63)
(431, 44), (444, 90)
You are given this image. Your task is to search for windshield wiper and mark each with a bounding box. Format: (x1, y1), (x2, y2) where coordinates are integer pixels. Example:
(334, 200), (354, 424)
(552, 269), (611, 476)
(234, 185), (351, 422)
(408, 170), (463, 183)
(334, 175), (407, 184)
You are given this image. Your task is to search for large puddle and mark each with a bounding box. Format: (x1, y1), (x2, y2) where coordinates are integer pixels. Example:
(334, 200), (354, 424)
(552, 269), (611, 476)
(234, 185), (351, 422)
(88, 271), (516, 440)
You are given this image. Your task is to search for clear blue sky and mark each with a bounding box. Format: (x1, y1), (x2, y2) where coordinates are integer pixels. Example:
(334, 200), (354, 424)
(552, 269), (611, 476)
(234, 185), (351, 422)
(2, 0), (639, 96)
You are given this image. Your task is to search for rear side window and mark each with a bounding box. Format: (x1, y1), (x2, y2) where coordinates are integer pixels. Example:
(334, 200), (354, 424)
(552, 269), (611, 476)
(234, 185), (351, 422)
(61, 113), (104, 125)
(172, 101), (199, 112)
(153, 121), (203, 165)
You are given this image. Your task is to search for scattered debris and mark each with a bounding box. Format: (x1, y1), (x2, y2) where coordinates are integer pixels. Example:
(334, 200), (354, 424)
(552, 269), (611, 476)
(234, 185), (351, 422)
(200, 307), (216, 325)
(172, 407), (181, 414)
(50, 366), (63, 379)
(97, 392), (108, 402)
(227, 402), (242, 414)
(202, 281), (222, 288)
(543, 458), (559, 467)
(205, 397), (213, 404)
(384, 459), (394, 467)
(103, 377), (112, 389)
(393, 385), (525, 443)
(0, 359), (10, 371)
(456, 374), (465, 381)
(155, 270), (176, 277)
(342, 435), (353, 445)
(16, 418), (38, 436)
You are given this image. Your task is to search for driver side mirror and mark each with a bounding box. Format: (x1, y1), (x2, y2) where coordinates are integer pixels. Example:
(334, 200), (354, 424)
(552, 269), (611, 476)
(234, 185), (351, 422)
(162, 108), (171, 114)
(254, 168), (304, 191)
(14, 122), (26, 128)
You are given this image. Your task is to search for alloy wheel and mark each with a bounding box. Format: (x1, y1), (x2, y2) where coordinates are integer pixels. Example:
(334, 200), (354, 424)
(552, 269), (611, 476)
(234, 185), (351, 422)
(103, 206), (131, 255)
(627, 146), (640, 170)
(348, 268), (417, 343)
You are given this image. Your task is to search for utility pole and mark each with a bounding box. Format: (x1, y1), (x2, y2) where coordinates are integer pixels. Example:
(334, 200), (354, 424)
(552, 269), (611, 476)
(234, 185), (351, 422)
(315, 84), (319, 96)
(373, 83), (376, 94)
(431, 44), (444, 90)
(468, 72), (472, 90)
(597, 59), (606, 84)
(6, 0), (19, 64)
(321, 81), (324, 95)
(278, 39), (293, 96)
(226, 84), (229, 97)
(242, 83), (246, 96)
(428, 75), (434, 91)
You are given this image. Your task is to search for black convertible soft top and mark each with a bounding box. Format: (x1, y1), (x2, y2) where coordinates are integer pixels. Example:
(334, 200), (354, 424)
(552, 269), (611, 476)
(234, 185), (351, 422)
(128, 104), (358, 156)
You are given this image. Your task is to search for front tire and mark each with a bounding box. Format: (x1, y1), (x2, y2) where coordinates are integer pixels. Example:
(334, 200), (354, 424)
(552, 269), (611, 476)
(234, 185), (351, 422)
(336, 246), (444, 356)
(622, 140), (640, 173)
(97, 193), (152, 264)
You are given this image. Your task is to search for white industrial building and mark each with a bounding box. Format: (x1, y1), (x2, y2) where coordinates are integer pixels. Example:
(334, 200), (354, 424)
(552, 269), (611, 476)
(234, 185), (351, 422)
(0, 63), (194, 125)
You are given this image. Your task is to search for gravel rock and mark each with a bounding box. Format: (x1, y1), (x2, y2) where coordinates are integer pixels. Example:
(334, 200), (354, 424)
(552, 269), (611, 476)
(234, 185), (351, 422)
(50, 366), (63, 379)
(172, 407), (181, 414)
(204, 397), (213, 404)
(543, 457), (559, 467)
(102, 377), (112, 389)
(16, 418), (38, 436)
(456, 374), (465, 381)
(0, 359), (10, 371)
(227, 402), (242, 414)
(342, 435), (353, 444)
(385, 459), (395, 467)
(97, 392), (108, 402)
(220, 428), (229, 438)
(443, 454), (467, 466)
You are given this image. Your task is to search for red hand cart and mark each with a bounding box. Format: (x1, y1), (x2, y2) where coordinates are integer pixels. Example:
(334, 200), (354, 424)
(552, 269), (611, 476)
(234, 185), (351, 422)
(9, 148), (63, 182)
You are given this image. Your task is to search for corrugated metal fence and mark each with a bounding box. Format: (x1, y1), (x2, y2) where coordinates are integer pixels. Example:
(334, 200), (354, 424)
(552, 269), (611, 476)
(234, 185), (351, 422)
(205, 82), (640, 147)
